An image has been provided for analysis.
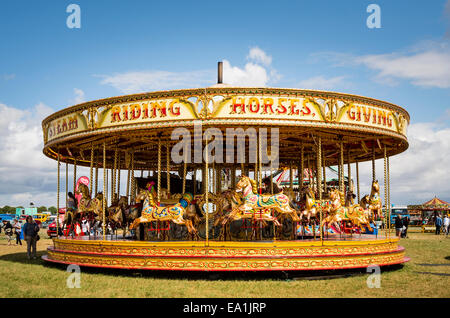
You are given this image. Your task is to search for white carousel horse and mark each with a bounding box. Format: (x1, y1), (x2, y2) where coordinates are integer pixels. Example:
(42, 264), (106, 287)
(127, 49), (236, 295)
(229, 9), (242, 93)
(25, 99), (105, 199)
(222, 176), (300, 226)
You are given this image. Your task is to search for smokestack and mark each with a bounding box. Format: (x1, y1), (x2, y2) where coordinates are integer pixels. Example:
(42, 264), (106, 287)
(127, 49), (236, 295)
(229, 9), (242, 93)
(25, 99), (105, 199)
(217, 61), (223, 84)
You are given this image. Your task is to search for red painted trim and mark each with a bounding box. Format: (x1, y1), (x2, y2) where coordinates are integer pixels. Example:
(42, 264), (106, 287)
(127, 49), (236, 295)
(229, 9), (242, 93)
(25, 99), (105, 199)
(41, 255), (410, 272)
(47, 245), (405, 259)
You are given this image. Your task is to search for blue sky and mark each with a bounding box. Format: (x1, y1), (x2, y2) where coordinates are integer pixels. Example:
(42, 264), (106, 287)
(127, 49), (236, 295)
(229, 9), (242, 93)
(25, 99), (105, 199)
(0, 0), (449, 206)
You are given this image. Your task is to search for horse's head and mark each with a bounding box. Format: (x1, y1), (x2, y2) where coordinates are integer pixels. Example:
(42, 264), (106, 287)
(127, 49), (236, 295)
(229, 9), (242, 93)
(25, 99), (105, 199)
(236, 175), (253, 193)
(305, 187), (315, 199)
(329, 189), (341, 201)
(95, 192), (103, 201)
(78, 183), (89, 198)
(118, 196), (128, 207)
(371, 180), (380, 193)
(361, 194), (370, 203)
(135, 189), (148, 203)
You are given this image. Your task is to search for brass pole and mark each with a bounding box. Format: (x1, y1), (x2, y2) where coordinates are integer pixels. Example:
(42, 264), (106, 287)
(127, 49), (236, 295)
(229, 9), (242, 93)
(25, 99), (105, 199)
(130, 151), (135, 203)
(258, 132), (262, 192)
(157, 139), (161, 203)
(166, 144), (170, 198)
(300, 144), (304, 188)
(182, 150), (187, 194)
(212, 162), (216, 194)
(89, 143), (94, 197)
(102, 142), (106, 240)
(117, 153), (121, 197)
(271, 158), (275, 241)
(73, 159), (77, 192)
(337, 163), (340, 190)
(384, 145), (388, 238)
(340, 142), (344, 192)
(347, 149), (351, 197)
(65, 162), (68, 213)
(322, 156), (326, 194)
(317, 137), (323, 245)
(56, 151), (60, 237)
(387, 155), (391, 239)
(205, 138), (209, 245)
(289, 161), (293, 192)
(255, 134), (258, 185)
(356, 161), (360, 203)
(94, 151), (98, 195)
(126, 154), (130, 202)
(113, 148), (118, 200)
(372, 146), (376, 183)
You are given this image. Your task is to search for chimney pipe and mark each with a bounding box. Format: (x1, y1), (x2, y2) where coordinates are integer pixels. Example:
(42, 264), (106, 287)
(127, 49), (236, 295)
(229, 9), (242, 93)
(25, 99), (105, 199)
(217, 61), (223, 84)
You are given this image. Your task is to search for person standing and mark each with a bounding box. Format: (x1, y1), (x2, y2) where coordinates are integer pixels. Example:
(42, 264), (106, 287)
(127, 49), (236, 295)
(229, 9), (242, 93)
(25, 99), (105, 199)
(23, 216), (40, 259)
(401, 216), (409, 238)
(67, 192), (77, 210)
(81, 217), (89, 235)
(3, 220), (13, 245)
(13, 219), (22, 245)
(395, 215), (403, 238)
(443, 214), (449, 236)
(435, 214), (443, 235)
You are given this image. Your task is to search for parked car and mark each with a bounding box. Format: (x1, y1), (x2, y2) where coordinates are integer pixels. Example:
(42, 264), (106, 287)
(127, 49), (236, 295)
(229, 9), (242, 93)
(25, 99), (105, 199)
(47, 221), (58, 237)
(47, 221), (72, 237)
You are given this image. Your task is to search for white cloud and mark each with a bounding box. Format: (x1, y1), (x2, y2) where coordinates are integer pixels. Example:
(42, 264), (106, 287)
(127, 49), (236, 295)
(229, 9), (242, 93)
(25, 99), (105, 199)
(222, 47), (279, 86)
(0, 101), (128, 208)
(313, 42), (450, 89)
(222, 60), (270, 86)
(99, 70), (214, 94)
(71, 88), (85, 104)
(353, 119), (450, 205)
(247, 46), (272, 66)
(99, 47), (279, 92)
(0, 102), (58, 207)
(297, 75), (347, 90)
(355, 49), (450, 88)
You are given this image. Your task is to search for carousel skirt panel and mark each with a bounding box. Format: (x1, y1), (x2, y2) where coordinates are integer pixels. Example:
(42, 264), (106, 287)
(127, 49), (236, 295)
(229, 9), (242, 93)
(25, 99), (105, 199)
(43, 236), (408, 271)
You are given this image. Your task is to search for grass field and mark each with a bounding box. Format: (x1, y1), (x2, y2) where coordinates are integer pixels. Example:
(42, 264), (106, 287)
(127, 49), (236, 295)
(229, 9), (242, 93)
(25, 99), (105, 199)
(0, 229), (448, 298)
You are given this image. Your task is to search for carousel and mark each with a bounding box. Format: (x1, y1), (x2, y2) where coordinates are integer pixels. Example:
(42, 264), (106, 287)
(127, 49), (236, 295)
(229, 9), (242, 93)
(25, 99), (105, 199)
(41, 63), (410, 271)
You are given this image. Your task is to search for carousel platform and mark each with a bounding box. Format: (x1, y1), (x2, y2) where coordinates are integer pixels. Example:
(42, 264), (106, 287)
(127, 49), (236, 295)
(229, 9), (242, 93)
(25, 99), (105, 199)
(42, 235), (409, 271)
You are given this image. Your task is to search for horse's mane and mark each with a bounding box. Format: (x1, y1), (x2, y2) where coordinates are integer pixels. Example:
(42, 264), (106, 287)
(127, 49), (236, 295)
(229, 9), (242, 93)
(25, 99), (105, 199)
(78, 183), (90, 198)
(338, 190), (346, 206)
(248, 177), (258, 194)
(332, 189), (345, 206)
(370, 180), (379, 196)
(144, 190), (156, 206)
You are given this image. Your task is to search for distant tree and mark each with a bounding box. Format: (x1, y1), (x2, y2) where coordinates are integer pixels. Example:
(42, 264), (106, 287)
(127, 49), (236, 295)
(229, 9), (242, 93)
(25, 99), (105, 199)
(37, 206), (47, 213)
(48, 206), (57, 214)
(1, 206), (16, 214)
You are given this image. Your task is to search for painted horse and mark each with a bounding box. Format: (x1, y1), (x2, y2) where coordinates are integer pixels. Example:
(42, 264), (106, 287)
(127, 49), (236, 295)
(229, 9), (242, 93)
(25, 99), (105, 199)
(107, 195), (129, 234)
(129, 189), (197, 234)
(76, 183), (104, 218)
(321, 189), (371, 231)
(367, 180), (382, 220)
(222, 176), (299, 226)
(300, 187), (331, 222)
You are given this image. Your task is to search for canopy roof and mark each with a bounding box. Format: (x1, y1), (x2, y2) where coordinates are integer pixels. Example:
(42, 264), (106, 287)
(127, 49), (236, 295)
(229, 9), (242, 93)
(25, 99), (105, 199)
(407, 196), (450, 211)
(41, 87), (410, 170)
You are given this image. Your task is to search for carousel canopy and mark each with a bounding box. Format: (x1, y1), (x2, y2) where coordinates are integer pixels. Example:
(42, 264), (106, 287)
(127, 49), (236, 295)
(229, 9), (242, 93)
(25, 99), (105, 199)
(41, 87), (410, 170)
(407, 196), (450, 211)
